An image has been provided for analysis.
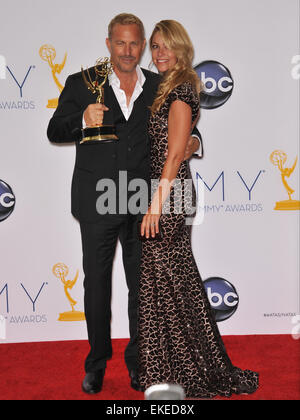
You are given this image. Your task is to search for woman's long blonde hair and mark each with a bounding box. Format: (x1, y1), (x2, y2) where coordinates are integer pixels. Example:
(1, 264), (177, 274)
(150, 20), (201, 114)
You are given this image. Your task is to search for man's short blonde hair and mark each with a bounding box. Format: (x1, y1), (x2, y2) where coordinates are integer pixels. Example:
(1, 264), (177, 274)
(108, 13), (145, 40)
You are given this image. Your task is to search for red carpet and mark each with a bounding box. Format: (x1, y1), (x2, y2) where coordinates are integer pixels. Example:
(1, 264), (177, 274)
(0, 335), (299, 400)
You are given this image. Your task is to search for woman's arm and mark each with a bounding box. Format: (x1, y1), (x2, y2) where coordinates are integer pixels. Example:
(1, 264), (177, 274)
(141, 100), (192, 238)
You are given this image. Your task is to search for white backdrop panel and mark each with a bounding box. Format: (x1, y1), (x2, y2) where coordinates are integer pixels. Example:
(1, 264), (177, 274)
(0, 0), (299, 343)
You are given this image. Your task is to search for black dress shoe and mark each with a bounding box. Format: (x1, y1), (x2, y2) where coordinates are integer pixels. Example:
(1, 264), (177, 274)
(82, 369), (105, 394)
(129, 370), (142, 392)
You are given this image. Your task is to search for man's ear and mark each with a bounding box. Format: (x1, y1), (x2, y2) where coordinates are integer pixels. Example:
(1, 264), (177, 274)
(142, 38), (146, 52)
(106, 38), (112, 53)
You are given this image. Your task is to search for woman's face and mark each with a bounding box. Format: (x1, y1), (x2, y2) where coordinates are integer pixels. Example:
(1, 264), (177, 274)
(151, 31), (178, 73)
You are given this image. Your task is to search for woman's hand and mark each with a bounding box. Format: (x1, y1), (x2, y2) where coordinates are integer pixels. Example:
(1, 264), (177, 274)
(140, 206), (161, 239)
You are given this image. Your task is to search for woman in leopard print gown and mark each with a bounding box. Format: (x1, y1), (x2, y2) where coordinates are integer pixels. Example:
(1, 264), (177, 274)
(138, 20), (259, 398)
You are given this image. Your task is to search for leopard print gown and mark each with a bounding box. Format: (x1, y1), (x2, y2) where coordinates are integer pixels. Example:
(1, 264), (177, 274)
(138, 82), (259, 398)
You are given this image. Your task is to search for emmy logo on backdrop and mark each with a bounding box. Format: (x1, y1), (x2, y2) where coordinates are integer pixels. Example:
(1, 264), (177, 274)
(39, 44), (67, 109)
(270, 150), (300, 210)
(52, 263), (85, 322)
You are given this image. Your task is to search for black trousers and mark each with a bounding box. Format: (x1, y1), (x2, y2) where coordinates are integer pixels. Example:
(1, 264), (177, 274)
(80, 213), (142, 373)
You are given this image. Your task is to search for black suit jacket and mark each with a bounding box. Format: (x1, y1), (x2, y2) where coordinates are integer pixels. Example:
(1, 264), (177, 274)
(47, 68), (200, 222)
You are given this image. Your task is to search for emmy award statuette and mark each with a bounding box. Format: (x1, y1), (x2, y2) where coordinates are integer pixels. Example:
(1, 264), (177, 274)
(81, 58), (118, 144)
(270, 150), (300, 210)
(52, 263), (85, 322)
(39, 44), (67, 109)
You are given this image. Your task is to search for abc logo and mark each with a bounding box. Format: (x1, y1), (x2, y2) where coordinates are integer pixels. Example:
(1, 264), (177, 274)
(194, 60), (234, 109)
(0, 179), (15, 222)
(203, 277), (239, 322)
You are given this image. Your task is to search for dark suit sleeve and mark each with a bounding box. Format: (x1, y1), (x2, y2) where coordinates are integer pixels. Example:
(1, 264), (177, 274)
(191, 125), (200, 139)
(47, 75), (83, 143)
(191, 125), (203, 158)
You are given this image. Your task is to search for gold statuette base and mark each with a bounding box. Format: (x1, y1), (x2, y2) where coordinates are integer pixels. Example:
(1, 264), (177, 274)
(80, 134), (118, 144)
(274, 200), (300, 211)
(80, 125), (118, 145)
(58, 311), (86, 322)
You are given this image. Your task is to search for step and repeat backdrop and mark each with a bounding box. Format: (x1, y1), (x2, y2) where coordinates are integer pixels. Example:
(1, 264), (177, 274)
(0, 0), (299, 343)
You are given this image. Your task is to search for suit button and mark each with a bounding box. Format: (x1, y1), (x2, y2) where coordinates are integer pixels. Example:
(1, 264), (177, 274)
(112, 154), (116, 158)
(128, 147), (132, 152)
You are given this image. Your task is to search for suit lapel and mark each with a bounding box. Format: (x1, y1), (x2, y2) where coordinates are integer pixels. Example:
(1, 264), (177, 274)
(127, 91), (147, 125)
(141, 69), (159, 110)
(103, 82), (126, 126)
(127, 70), (159, 124)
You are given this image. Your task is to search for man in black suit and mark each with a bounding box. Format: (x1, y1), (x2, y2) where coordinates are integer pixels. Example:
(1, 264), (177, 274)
(47, 13), (200, 394)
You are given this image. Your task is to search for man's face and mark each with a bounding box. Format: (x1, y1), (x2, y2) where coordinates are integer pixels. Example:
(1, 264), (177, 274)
(106, 23), (146, 74)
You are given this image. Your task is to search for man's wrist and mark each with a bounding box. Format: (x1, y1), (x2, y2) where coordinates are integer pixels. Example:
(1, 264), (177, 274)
(192, 136), (200, 152)
(191, 135), (203, 158)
